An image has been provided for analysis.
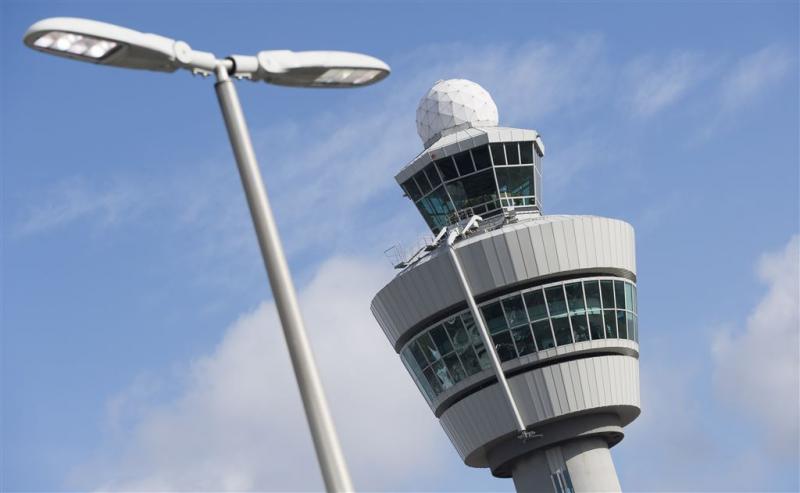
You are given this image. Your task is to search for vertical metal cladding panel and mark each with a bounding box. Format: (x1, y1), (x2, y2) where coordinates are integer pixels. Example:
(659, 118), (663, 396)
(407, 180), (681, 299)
(551, 221), (570, 270)
(593, 218), (606, 268)
(514, 226), (539, 278)
(380, 284), (405, 342)
(481, 235), (507, 287)
(570, 360), (587, 410)
(584, 217), (600, 267)
(415, 258), (448, 315)
(460, 241), (495, 295)
(493, 234), (518, 285)
(561, 361), (580, 412)
(563, 221), (581, 269)
(577, 358), (596, 408)
(616, 221), (627, 272)
(433, 252), (464, 305)
(529, 225), (550, 276)
(395, 274), (424, 330)
(573, 219), (589, 269)
(541, 222), (561, 274)
(608, 219), (620, 268)
(503, 227), (529, 281)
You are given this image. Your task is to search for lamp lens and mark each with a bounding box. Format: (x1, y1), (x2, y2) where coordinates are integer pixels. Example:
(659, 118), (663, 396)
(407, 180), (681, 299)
(33, 31), (118, 59)
(315, 68), (383, 86)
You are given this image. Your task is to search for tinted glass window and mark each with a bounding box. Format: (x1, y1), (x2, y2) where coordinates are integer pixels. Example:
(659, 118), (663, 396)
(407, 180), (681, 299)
(402, 179), (422, 201)
(626, 312), (636, 341)
(588, 312), (604, 339)
(624, 283), (633, 312)
(524, 290), (549, 320)
(409, 341), (428, 369)
(425, 164), (442, 188)
(414, 171), (432, 196)
(496, 166), (534, 197)
(481, 302), (507, 334)
(444, 353), (466, 383)
(512, 325), (536, 355)
(472, 145), (492, 170)
(532, 320), (555, 349)
(444, 316), (469, 352)
(632, 285), (637, 313)
(453, 150), (475, 175)
(552, 316), (573, 346)
(423, 367), (442, 394)
(505, 142), (520, 164)
(417, 187), (454, 231)
(430, 324), (453, 355)
(490, 143), (506, 165)
(571, 314), (590, 342)
(492, 331), (516, 362)
(436, 157), (459, 181)
(604, 310), (618, 338)
(520, 141), (534, 163)
(616, 310), (628, 339)
(600, 280), (615, 309)
(502, 295), (527, 327)
(417, 333), (440, 362)
(473, 341), (491, 369)
(614, 281), (626, 309)
(458, 345), (482, 376)
(461, 313), (480, 345)
(446, 169), (498, 210)
(432, 360), (453, 390)
(545, 286), (568, 317)
(565, 282), (585, 314)
(584, 281), (602, 309)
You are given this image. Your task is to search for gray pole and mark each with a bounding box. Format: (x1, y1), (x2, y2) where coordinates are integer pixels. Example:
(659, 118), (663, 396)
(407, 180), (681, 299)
(447, 239), (528, 434)
(213, 64), (354, 493)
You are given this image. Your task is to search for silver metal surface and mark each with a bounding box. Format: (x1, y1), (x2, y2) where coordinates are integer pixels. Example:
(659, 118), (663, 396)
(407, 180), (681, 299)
(446, 241), (528, 433)
(214, 64), (354, 493)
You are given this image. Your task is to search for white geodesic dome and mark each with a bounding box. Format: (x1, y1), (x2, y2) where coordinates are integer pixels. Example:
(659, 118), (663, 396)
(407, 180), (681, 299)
(416, 79), (499, 148)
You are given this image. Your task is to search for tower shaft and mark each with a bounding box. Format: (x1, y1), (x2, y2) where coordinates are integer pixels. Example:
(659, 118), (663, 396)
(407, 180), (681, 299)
(512, 438), (621, 493)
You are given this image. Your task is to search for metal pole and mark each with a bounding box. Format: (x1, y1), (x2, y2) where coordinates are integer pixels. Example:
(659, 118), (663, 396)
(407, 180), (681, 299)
(213, 64), (354, 493)
(446, 237), (528, 434)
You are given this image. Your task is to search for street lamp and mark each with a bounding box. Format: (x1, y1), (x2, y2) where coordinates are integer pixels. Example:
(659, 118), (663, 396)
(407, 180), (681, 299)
(24, 16), (391, 493)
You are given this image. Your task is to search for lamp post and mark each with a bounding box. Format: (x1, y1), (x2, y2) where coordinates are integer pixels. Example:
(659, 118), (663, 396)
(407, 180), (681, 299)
(23, 17), (391, 493)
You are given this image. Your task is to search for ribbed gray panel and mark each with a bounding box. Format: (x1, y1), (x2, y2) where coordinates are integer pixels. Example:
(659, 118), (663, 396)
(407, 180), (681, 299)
(371, 215), (637, 347)
(439, 355), (640, 467)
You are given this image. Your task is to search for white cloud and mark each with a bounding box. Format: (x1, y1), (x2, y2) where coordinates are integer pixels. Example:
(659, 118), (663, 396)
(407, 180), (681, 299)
(712, 235), (800, 457)
(14, 176), (150, 237)
(623, 51), (709, 117)
(73, 256), (450, 491)
(720, 45), (792, 111)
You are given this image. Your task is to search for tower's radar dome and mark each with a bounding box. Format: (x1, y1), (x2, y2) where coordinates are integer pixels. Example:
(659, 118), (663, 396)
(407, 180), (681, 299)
(416, 79), (499, 148)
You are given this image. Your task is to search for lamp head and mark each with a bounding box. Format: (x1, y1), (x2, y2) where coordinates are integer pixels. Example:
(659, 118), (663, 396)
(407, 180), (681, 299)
(255, 50), (390, 88)
(23, 17), (217, 73)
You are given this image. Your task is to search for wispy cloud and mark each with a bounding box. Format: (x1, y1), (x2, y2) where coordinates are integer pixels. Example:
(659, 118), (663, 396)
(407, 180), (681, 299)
(622, 51), (710, 117)
(719, 44), (793, 112)
(712, 234), (800, 457)
(14, 177), (151, 237)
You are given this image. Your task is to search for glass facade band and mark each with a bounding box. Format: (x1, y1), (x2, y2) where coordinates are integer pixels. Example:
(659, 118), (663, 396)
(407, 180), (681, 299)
(399, 277), (638, 404)
(401, 141), (541, 232)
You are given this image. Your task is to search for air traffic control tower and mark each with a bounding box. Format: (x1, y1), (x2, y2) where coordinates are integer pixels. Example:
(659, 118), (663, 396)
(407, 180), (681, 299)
(370, 80), (640, 492)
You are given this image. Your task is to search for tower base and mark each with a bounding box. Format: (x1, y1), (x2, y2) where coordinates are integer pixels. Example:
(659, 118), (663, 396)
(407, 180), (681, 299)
(511, 437), (621, 493)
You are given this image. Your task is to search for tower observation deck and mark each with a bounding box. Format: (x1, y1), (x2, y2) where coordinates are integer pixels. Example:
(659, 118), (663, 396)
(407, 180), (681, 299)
(370, 80), (640, 492)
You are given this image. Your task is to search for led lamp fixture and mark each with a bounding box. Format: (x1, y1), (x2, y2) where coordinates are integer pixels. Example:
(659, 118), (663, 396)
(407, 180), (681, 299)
(33, 31), (119, 59)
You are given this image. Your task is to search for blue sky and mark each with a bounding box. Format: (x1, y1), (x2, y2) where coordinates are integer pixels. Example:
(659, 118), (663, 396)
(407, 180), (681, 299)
(2, 1), (798, 491)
